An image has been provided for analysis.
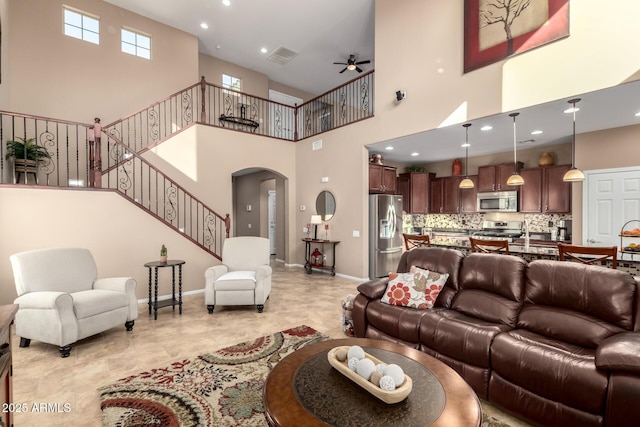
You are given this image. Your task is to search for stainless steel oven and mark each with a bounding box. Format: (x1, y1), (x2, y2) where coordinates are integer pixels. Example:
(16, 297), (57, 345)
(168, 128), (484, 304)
(477, 191), (518, 213)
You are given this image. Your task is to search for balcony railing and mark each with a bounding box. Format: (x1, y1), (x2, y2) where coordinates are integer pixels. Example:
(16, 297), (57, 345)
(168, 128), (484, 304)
(104, 72), (375, 152)
(0, 110), (230, 260)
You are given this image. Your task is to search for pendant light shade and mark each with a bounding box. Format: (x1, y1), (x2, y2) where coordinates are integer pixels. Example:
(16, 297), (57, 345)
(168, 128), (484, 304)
(459, 123), (475, 189)
(506, 112), (525, 186)
(563, 98), (585, 182)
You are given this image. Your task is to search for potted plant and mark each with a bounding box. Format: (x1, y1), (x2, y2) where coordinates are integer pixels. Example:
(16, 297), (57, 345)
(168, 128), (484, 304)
(160, 244), (168, 263)
(5, 137), (51, 183)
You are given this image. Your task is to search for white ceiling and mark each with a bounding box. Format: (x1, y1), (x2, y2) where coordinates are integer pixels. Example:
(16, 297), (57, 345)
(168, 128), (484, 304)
(104, 0), (375, 95)
(104, 0), (640, 164)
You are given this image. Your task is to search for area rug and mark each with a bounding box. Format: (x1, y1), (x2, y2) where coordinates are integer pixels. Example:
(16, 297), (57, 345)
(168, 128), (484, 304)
(99, 325), (514, 427)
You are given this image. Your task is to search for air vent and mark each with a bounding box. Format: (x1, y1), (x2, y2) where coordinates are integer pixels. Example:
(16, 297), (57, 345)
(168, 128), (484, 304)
(267, 46), (299, 65)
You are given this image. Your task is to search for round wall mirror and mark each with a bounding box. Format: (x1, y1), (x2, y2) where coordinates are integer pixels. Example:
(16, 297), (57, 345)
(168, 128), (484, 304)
(316, 191), (336, 221)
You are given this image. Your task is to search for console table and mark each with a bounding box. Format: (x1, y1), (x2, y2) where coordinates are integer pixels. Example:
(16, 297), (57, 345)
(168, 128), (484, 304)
(1, 304), (18, 427)
(144, 260), (185, 320)
(302, 238), (340, 276)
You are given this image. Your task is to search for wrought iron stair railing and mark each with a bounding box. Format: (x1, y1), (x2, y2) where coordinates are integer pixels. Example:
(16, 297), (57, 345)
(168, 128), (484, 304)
(0, 111), (230, 260)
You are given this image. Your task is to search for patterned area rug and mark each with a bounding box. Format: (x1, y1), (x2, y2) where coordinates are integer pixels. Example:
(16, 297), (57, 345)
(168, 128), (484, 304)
(99, 325), (514, 427)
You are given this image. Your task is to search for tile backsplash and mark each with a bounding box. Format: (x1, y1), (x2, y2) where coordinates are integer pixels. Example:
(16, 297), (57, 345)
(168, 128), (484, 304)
(404, 212), (572, 233)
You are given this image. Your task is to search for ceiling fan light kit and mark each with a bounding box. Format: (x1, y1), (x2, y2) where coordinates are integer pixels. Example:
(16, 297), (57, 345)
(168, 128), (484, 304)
(333, 54), (371, 74)
(563, 98), (585, 182)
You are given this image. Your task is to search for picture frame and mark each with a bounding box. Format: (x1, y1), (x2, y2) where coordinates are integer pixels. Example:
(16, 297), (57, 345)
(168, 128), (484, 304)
(464, 0), (570, 73)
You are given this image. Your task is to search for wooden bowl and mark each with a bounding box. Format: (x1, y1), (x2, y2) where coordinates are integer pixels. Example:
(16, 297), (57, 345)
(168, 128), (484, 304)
(327, 346), (412, 404)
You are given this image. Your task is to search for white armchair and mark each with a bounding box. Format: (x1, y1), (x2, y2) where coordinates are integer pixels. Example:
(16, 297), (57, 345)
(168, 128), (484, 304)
(10, 247), (138, 358)
(204, 237), (272, 313)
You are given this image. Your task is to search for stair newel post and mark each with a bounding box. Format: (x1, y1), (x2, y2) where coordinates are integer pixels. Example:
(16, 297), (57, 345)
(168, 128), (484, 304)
(200, 76), (207, 124)
(89, 117), (102, 188)
(225, 214), (231, 238)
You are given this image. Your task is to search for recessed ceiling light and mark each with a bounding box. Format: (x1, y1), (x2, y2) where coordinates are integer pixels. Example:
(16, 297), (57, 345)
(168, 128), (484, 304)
(222, 0), (231, 6)
(385, 146), (394, 151)
(564, 106), (580, 114)
(480, 125), (493, 131)
(461, 143), (470, 148)
(260, 47), (268, 54)
(410, 152), (419, 157)
(200, 23), (209, 29)
(531, 130), (543, 135)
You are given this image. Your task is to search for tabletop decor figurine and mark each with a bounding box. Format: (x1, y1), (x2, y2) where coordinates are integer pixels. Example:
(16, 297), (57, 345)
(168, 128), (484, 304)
(160, 244), (168, 263)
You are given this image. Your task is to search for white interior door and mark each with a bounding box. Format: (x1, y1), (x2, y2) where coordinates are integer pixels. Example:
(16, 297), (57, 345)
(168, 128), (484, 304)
(268, 190), (276, 254)
(584, 167), (640, 247)
(268, 90), (302, 140)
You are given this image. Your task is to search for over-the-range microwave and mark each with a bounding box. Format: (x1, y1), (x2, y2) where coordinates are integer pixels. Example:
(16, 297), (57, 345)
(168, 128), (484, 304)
(477, 190), (518, 213)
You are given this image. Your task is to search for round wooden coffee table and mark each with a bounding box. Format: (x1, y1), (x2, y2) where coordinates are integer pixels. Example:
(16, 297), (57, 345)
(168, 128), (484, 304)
(263, 338), (481, 427)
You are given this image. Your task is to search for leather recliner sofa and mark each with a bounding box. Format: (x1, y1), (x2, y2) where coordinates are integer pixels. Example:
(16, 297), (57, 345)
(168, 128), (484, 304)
(353, 247), (640, 427)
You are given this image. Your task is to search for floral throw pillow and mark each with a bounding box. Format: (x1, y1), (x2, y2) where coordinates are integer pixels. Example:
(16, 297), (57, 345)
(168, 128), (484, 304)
(381, 271), (431, 309)
(409, 265), (449, 309)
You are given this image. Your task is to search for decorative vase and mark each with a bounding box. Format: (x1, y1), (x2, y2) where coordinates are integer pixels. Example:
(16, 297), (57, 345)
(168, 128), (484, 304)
(370, 154), (383, 165)
(538, 152), (554, 167)
(160, 255), (167, 263)
(452, 158), (462, 176)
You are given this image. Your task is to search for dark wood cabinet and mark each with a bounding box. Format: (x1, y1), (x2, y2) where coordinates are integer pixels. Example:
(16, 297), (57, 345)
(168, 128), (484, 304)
(544, 164), (571, 213)
(459, 175), (479, 213)
(430, 178), (444, 213)
(443, 176), (461, 213)
(520, 168), (543, 212)
(369, 164), (397, 194)
(398, 172), (435, 214)
(519, 165), (571, 213)
(478, 162), (523, 192)
(1, 305), (18, 427)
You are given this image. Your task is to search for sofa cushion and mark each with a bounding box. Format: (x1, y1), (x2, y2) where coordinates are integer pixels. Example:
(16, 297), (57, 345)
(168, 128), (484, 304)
(491, 329), (608, 414)
(452, 253), (527, 327)
(396, 247), (464, 308)
(363, 300), (427, 344)
(72, 290), (129, 319)
(523, 260), (636, 347)
(410, 266), (448, 308)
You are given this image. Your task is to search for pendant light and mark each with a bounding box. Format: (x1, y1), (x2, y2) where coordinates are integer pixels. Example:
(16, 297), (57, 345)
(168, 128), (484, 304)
(563, 98), (585, 182)
(506, 112), (525, 186)
(459, 123), (474, 189)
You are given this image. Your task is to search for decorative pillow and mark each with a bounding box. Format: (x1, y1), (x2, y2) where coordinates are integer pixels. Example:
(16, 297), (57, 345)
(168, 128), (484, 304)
(381, 271), (431, 309)
(409, 266), (449, 309)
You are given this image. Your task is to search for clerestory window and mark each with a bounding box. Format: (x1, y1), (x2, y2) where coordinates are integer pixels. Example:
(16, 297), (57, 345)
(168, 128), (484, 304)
(63, 6), (100, 45)
(121, 28), (151, 60)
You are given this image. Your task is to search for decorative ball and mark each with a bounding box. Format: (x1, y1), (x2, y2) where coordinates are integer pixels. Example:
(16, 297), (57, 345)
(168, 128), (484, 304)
(383, 364), (405, 386)
(379, 375), (396, 391)
(375, 363), (386, 374)
(335, 348), (348, 362)
(356, 358), (376, 380)
(348, 345), (365, 360)
(370, 371), (383, 386)
(348, 357), (360, 372)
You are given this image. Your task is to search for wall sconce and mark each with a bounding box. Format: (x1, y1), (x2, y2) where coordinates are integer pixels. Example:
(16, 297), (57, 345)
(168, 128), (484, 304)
(310, 215), (322, 240)
(395, 91), (406, 102)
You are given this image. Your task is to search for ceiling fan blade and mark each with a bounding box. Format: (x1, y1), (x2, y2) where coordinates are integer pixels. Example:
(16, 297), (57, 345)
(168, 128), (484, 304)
(339, 67), (348, 73)
(355, 60), (371, 65)
(355, 66), (363, 73)
(333, 62), (347, 65)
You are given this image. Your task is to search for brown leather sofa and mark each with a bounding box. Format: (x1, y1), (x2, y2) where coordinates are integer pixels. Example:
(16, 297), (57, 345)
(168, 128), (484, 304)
(353, 247), (640, 427)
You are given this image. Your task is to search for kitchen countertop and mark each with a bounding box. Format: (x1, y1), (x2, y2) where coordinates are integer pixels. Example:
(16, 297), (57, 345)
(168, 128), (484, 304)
(429, 237), (559, 256)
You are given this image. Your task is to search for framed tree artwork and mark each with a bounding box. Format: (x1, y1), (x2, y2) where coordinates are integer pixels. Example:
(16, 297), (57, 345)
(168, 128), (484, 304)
(464, 0), (570, 73)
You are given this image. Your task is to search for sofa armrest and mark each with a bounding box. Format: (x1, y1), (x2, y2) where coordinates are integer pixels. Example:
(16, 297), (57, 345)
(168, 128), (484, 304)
(256, 265), (273, 281)
(14, 291), (78, 346)
(14, 291), (71, 309)
(357, 278), (389, 300)
(596, 332), (640, 374)
(205, 265), (229, 284)
(94, 277), (138, 321)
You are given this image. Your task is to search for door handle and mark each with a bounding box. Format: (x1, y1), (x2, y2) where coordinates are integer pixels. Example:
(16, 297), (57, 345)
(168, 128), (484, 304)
(588, 238), (600, 244)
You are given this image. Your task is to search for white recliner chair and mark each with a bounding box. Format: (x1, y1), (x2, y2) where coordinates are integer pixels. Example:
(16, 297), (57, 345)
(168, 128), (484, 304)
(10, 247), (138, 357)
(204, 237), (272, 313)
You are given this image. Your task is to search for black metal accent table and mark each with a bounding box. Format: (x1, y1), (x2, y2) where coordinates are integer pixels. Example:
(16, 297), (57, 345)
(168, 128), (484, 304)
(144, 260), (185, 320)
(302, 238), (340, 276)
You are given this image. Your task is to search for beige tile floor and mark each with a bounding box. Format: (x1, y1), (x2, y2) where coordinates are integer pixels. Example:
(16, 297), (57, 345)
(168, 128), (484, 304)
(10, 262), (530, 426)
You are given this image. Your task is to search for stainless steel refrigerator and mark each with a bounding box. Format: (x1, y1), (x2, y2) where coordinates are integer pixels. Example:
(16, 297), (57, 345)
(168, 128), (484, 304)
(369, 194), (403, 278)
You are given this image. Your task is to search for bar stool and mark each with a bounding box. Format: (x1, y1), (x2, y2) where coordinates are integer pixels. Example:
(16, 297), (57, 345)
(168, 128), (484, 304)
(469, 237), (509, 254)
(402, 233), (431, 250)
(557, 243), (618, 269)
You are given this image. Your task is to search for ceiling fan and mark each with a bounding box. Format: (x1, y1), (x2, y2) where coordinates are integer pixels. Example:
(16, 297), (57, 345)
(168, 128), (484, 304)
(333, 54), (371, 73)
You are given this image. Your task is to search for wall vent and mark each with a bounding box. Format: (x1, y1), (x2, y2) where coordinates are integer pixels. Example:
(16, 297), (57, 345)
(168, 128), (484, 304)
(312, 140), (323, 150)
(267, 46), (299, 65)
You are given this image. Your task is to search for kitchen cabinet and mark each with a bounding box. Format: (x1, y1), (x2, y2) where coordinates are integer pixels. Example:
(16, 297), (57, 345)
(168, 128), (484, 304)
(431, 176), (472, 213)
(369, 164), (397, 194)
(398, 172), (435, 213)
(519, 164), (571, 213)
(478, 162), (523, 192)
(459, 175), (479, 212)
